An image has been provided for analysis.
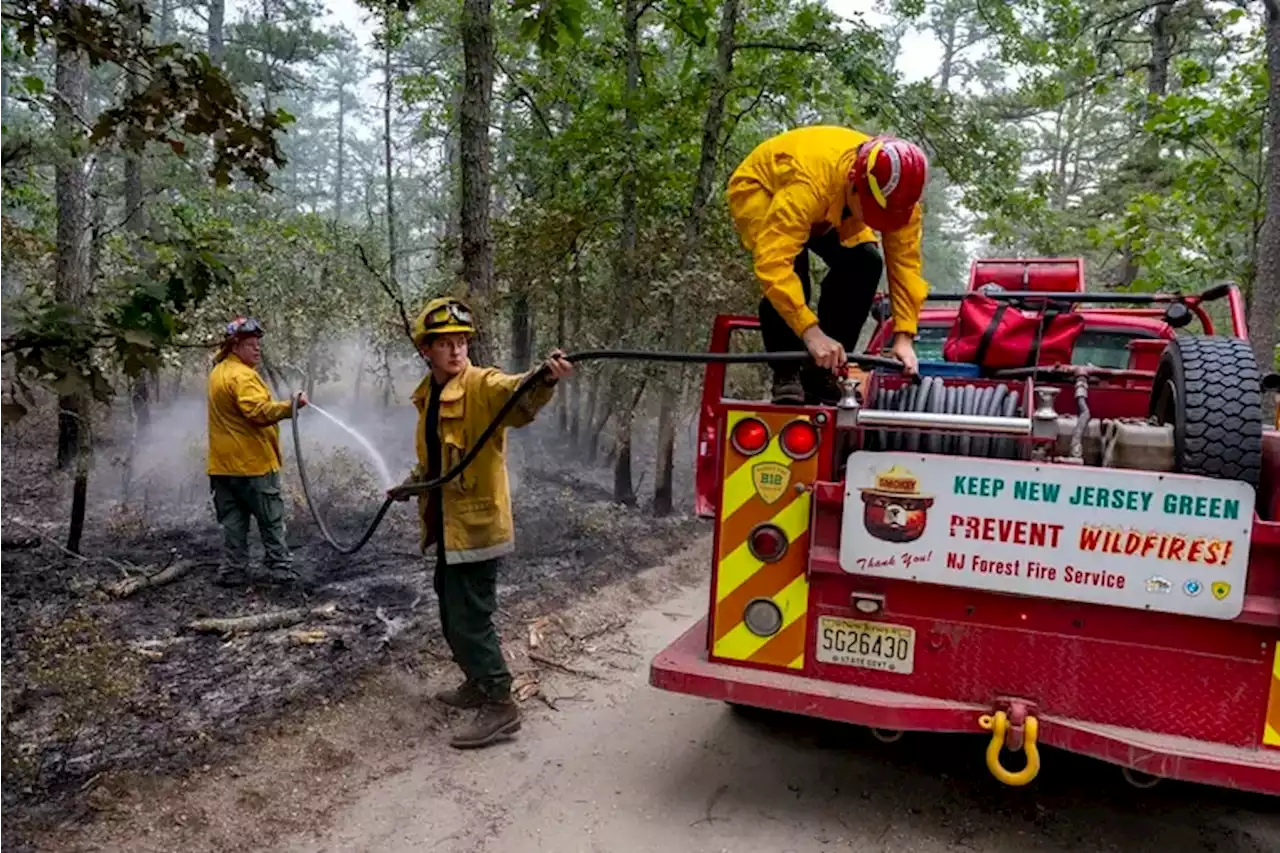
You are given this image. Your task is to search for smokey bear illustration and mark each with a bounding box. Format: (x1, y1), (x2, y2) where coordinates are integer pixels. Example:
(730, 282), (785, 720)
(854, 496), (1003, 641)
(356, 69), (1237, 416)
(860, 465), (934, 543)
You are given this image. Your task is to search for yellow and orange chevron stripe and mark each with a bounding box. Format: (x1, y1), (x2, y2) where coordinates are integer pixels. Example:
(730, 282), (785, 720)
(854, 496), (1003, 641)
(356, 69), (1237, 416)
(1265, 644), (1280, 748)
(711, 410), (818, 671)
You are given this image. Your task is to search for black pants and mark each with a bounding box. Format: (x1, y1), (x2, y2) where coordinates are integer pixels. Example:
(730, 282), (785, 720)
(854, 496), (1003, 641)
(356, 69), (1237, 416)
(759, 232), (885, 363)
(433, 556), (513, 699)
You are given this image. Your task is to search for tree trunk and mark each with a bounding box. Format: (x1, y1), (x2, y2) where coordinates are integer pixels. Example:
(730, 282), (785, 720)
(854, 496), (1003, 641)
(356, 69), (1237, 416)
(123, 0), (150, 500)
(460, 0), (495, 362)
(937, 4), (957, 94)
(55, 12), (89, 471)
(568, 251), (583, 442)
(380, 348), (393, 408)
(335, 81), (346, 220)
(582, 379), (599, 459)
(1119, 0), (1176, 288)
(613, 380), (647, 507)
(444, 83), (463, 248)
(158, 0), (173, 41)
(510, 289), (533, 372)
(1253, 4), (1280, 373)
(383, 18), (399, 289)
(613, 0), (642, 503)
(67, 422), (91, 553)
(654, 0), (738, 516)
(353, 338), (368, 404)
(55, 3), (92, 547)
(555, 266), (568, 432)
(208, 0), (225, 66)
(652, 387), (679, 515)
(305, 340), (319, 398)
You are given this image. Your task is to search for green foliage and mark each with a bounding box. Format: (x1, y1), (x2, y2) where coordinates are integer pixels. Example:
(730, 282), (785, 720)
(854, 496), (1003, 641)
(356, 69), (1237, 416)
(4, 0), (289, 185)
(513, 0), (587, 53)
(3, 216), (235, 417)
(4, 0), (1272, 439)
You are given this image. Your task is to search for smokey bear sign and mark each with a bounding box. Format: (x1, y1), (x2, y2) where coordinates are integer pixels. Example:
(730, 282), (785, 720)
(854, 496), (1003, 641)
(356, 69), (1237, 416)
(839, 452), (1255, 620)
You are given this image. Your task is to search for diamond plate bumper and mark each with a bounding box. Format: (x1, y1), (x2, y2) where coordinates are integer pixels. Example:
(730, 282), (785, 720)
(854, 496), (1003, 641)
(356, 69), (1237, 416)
(650, 618), (1280, 796)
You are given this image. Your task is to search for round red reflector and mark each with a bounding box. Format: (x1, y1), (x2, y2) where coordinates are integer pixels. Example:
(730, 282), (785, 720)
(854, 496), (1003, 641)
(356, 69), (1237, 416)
(731, 417), (770, 456)
(780, 420), (819, 459)
(748, 523), (788, 562)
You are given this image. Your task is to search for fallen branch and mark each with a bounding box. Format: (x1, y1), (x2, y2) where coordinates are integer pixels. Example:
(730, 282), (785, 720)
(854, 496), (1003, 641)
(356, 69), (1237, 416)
(512, 672), (541, 703)
(107, 559), (196, 598)
(6, 518), (135, 572)
(569, 619), (627, 643)
(288, 629), (328, 646)
(528, 651), (602, 680)
(187, 603), (339, 637)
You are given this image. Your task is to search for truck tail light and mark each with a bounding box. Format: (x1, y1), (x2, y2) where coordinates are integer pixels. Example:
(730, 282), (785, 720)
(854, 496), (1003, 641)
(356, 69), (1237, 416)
(779, 420), (819, 460)
(743, 598), (783, 637)
(748, 523), (788, 562)
(731, 417), (770, 456)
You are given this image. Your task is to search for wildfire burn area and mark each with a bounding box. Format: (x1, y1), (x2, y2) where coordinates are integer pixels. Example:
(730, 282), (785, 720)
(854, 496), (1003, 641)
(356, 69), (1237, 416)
(0, 389), (703, 847)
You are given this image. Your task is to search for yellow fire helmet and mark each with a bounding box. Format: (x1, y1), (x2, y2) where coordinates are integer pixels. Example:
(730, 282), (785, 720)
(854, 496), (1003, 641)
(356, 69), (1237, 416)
(412, 297), (476, 345)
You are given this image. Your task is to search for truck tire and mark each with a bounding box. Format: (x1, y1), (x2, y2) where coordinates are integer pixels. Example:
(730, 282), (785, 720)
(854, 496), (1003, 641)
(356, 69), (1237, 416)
(1149, 335), (1262, 486)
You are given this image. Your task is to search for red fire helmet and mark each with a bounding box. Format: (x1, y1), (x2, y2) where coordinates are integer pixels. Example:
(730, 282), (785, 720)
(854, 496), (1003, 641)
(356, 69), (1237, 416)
(848, 136), (928, 233)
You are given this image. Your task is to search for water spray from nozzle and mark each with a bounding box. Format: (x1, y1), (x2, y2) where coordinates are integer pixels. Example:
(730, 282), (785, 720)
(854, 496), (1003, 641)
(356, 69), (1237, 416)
(305, 402), (396, 491)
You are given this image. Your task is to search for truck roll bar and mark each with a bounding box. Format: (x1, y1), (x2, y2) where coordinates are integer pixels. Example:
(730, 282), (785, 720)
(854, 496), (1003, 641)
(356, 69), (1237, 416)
(834, 381), (1060, 441)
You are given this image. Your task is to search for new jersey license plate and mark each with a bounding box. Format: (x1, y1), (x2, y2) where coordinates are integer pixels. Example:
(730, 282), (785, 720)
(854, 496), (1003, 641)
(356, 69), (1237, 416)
(816, 616), (915, 675)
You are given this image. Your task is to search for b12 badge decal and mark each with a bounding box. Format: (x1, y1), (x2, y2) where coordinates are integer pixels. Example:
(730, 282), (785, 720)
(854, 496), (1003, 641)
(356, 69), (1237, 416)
(752, 462), (791, 505)
(1212, 581), (1232, 601)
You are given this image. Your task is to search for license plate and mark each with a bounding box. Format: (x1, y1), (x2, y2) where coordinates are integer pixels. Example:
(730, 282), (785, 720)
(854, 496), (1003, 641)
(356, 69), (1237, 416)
(816, 616), (915, 675)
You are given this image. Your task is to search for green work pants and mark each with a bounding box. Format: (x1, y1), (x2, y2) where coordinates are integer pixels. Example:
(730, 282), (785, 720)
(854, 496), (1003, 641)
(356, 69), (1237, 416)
(210, 471), (293, 576)
(434, 557), (512, 699)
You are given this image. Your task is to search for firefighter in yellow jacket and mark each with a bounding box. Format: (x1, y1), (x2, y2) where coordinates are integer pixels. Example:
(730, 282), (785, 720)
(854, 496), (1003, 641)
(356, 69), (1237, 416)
(728, 125), (930, 403)
(207, 317), (308, 586)
(389, 297), (573, 749)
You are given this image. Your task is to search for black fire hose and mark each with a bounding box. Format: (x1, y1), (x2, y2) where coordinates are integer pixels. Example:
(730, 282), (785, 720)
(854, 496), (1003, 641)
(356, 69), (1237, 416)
(291, 348), (906, 554)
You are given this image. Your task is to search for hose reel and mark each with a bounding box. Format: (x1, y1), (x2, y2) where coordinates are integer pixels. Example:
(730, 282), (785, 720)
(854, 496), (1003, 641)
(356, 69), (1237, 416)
(871, 375), (1024, 460)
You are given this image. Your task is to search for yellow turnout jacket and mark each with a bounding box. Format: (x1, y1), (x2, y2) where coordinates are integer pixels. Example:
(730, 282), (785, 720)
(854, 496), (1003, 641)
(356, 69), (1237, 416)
(727, 125), (929, 337)
(207, 353), (293, 477)
(411, 363), (557, 564)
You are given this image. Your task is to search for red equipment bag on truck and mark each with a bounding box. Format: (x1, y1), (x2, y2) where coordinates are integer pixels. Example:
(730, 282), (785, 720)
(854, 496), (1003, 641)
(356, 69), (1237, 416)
(943, 292), (1084, 369)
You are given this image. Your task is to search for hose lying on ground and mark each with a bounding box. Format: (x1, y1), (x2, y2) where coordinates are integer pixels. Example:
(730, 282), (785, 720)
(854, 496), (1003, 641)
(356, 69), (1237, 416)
(291, 349), (906, 555)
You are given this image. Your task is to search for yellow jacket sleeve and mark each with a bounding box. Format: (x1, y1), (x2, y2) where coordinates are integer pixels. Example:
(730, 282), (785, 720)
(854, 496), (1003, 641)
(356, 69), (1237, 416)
(753, 182), (827, 338)
(478, 368), (557, 429)
(234, 373), (292, 426)
(881, 204), (929, 336)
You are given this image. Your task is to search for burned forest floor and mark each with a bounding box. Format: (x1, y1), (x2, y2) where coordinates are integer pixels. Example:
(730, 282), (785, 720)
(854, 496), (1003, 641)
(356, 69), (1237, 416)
(1, 393), (705, 849)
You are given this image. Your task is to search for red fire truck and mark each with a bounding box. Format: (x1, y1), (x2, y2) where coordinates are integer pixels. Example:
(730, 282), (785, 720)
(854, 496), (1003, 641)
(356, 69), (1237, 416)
(650, 257), (1280, 794)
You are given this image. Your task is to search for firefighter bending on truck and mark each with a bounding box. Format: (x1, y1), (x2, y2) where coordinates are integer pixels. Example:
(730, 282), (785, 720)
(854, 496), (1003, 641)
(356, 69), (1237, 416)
(207, 316), (308, 587)
(727, 125), (931, 404)
(388, 297), (573, 749)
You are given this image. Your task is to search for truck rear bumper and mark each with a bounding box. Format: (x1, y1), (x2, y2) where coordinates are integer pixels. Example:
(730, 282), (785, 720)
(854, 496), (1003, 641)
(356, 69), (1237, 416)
(649, 619), (1280, 797)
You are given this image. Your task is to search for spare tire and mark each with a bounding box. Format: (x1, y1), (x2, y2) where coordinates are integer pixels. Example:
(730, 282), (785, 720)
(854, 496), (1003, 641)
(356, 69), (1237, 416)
(1149, 336), (1262, 486)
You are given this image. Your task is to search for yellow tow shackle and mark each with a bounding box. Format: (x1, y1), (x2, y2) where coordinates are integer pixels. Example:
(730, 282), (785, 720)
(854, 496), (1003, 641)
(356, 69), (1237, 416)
(978, 710), (1041, 787)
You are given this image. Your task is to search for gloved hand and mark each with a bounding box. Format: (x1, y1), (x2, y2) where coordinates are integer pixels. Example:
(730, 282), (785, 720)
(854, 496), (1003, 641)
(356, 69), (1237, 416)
(387, 468), (423, 502)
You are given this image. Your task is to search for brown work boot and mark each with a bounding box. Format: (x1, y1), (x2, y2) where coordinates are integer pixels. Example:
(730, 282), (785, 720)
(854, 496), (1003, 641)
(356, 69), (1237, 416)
(771, 366), (805, 405)
(449, 699), (521, 750)
(435, 679), (487, 710)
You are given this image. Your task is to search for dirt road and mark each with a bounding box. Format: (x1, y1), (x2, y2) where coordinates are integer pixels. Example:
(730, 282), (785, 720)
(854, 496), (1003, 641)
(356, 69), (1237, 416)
(53, 535), (1280, 853)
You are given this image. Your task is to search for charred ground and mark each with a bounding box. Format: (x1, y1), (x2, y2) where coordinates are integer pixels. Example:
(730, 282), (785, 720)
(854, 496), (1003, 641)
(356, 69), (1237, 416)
(1, 381), (703, 847)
